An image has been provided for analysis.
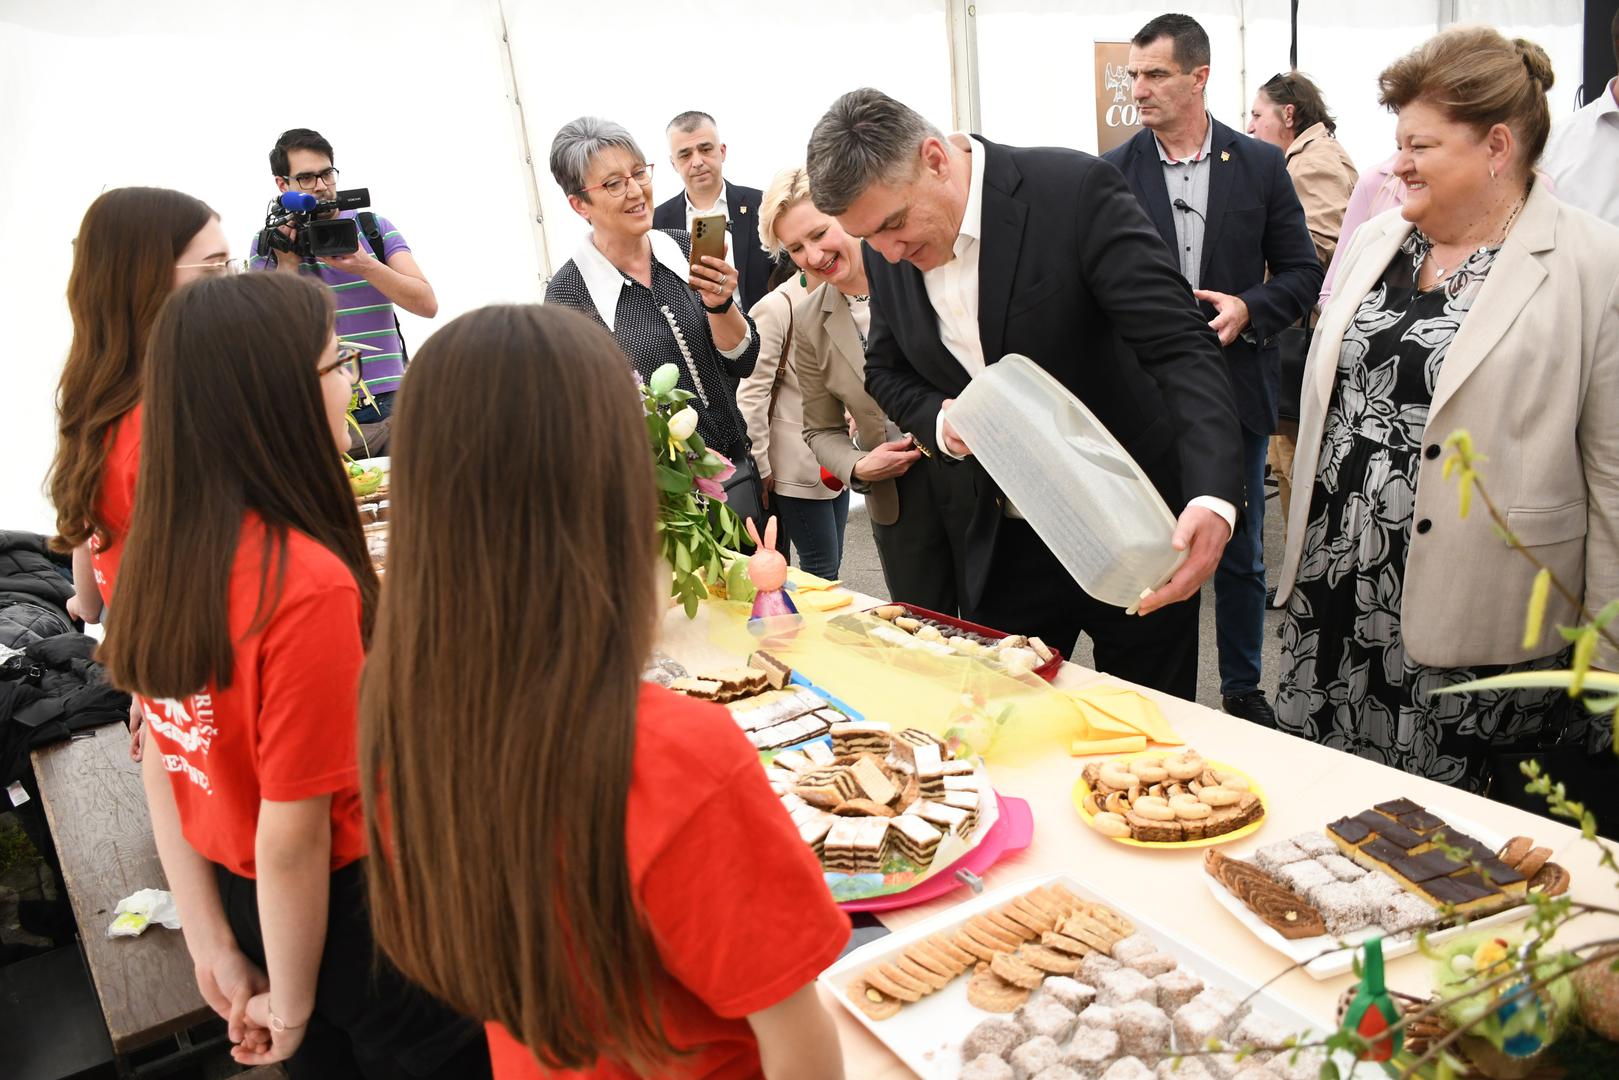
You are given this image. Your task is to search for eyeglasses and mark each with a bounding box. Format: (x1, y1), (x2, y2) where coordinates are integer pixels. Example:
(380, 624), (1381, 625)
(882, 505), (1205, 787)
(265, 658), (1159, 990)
(318, 345), (365, 382)
(283, 167), (340, 191)
(577, 164), (654, 198)
(175, 258), (245, 276)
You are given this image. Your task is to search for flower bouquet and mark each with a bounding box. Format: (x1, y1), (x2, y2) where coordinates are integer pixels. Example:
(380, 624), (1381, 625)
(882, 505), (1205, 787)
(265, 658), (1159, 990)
(642, 363), (754, 616)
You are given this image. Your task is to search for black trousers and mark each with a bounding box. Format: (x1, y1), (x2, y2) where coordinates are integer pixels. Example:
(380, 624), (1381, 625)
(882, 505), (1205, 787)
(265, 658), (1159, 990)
(966, 517), (1201, 700)
(215, 860), (491, 1080)
(870, 455), (977, 615)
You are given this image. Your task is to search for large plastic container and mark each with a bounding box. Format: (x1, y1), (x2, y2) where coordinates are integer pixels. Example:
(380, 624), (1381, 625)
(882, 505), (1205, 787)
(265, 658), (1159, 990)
(946, 354), (1185, 610)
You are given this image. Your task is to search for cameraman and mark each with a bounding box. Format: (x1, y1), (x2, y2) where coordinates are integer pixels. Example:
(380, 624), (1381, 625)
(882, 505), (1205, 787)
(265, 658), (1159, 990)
(248, 128), (437, 425)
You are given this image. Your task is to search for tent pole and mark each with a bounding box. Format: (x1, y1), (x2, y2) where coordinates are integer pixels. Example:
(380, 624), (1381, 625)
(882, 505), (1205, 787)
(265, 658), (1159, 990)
(490, 0), (554, 288)
(1237, 0), (1249, 126)
(945, 0), (982, 132)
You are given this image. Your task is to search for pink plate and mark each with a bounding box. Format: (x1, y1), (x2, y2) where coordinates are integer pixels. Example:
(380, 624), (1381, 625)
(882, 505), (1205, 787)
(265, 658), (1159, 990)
(839, 795), (1033, 912)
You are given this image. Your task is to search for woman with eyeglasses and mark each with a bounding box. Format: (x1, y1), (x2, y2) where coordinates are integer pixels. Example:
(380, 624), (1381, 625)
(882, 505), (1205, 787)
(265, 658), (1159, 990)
(48, 187), (233, 761)
(100, 272), (492, 1078)
(543, 117), (767, 531)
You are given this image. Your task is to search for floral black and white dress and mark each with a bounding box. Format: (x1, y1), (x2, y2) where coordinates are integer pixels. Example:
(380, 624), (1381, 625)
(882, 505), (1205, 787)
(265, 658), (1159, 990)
(1276, 232), (1598, 792)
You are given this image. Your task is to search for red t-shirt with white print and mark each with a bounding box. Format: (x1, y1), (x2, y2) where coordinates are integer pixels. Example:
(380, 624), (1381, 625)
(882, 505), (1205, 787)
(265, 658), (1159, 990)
(485, 684), (851, 1080)
(139, 514), (367, 878)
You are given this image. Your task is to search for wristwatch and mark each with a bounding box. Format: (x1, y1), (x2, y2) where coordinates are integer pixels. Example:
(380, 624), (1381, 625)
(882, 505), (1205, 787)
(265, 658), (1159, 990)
(703, 294), (734, 315)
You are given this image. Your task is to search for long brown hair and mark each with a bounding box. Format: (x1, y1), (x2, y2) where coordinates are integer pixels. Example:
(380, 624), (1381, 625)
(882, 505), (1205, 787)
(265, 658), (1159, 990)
(101, 273), (377, 699)
(359, 305), (674, 1072)
(49, 187), (216, 552)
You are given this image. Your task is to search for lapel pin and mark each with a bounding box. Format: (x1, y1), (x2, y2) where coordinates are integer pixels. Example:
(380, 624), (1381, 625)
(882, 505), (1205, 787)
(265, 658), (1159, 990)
(739, 205), (748, 214)
(1220, 150), (1230, 162)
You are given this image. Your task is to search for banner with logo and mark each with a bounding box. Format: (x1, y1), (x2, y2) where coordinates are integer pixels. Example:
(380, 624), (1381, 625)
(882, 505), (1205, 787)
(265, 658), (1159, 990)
(1095, 41), (1142, 154)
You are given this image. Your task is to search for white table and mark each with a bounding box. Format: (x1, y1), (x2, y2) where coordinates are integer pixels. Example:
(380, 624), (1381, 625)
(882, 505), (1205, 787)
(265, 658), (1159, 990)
(653, 598), (1615, 1077)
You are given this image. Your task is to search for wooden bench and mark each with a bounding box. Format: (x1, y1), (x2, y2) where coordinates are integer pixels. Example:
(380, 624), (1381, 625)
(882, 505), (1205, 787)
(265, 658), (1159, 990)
(29, 721), (214, 1061)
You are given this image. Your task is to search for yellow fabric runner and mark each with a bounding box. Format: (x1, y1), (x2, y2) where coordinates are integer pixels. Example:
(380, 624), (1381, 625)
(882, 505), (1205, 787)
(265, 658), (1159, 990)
(701, 604), (1182, 763)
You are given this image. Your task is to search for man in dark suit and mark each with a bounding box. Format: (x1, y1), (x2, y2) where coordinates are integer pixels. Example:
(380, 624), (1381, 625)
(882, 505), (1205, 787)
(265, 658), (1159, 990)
(806, 88), (1243, 700)
(1103, 14), (1321, 725)
(652, 111), (771, 313)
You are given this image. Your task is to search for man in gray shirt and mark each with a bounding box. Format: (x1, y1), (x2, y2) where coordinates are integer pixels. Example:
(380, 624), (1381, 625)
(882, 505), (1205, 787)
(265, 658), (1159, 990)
(1104, 13), (1321, 726)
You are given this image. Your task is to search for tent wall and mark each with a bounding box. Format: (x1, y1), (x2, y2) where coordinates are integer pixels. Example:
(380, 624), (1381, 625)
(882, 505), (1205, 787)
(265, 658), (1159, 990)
(0, 1), (1588, 537)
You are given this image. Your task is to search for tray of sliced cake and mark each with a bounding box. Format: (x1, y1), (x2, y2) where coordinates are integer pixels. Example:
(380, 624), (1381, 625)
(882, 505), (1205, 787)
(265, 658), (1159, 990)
(822, 873), (1349, 1080)
(827, 604), (1064, 682)
(672, 651), (1027, 906)
(1201, 797), (1572, 979)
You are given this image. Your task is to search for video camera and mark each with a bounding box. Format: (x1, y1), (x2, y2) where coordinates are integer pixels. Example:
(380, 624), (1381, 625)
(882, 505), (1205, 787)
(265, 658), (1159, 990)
(254, 187), (371, 259)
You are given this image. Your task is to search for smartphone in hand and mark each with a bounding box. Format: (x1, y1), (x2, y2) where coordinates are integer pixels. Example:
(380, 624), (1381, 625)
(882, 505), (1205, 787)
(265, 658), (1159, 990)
(689, 213), (727, 269)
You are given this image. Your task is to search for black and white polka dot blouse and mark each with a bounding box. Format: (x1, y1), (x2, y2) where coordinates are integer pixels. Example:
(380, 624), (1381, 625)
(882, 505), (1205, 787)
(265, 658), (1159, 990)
(545, 228), (759, 457)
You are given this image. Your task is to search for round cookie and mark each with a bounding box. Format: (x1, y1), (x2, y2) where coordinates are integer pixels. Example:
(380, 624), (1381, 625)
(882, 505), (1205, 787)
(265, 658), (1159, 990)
(968, 969), (1033, 1012)
(846, 978), (902, 1020)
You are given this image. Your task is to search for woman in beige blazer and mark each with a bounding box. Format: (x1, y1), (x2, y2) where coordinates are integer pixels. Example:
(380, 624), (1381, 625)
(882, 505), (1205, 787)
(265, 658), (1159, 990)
(1274, 28), (1619, 794)
(756, 168), (974, 613)
(739, 266), (847, 577)
(1250, 71), (1361, 546)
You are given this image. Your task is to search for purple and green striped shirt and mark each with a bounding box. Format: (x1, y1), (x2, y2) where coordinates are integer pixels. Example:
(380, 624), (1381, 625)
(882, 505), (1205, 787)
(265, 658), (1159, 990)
(246, 209), (411, 395)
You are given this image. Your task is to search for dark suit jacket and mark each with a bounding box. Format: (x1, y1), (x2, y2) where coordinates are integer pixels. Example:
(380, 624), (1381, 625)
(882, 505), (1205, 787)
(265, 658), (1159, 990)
(653, 180), (771, 311)
(1104, 120), (1322, 435)
(862, 136), (1242, 609)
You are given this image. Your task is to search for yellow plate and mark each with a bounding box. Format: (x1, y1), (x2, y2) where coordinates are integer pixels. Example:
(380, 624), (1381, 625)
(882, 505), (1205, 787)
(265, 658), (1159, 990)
(1071, 751), (1267, 850)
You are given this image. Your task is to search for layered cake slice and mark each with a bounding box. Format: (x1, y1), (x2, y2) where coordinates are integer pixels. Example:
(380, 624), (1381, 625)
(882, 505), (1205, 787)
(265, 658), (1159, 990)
(886, 815), (944, 867)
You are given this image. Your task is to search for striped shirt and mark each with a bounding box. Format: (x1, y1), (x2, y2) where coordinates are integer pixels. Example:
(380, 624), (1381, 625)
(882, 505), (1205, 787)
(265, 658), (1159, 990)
(246, 210), (411, 395)
(1153, 114), (1214, 292)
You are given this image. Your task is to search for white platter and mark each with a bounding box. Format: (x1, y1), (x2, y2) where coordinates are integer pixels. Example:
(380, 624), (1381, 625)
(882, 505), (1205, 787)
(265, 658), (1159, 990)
(820, 872), (1348, 1079)
(1202, 806), (1535, 980)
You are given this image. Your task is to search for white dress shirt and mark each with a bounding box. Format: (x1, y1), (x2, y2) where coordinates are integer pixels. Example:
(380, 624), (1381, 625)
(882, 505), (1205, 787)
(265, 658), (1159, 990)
(929, 135), (1235, 534)
(1541, 79), (1619, 228)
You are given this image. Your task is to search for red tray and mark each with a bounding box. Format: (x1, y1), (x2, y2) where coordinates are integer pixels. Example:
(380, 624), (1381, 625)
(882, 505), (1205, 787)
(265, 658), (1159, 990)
(880, 603), (1065, 683)
(839, 795), (1033, 912)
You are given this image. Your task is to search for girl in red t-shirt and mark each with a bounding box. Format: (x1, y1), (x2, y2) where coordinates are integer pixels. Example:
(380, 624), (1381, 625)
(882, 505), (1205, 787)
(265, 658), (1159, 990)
(359, 304), (852, 1080)
(101, 273), (490, 1079)
(49, 186), (232, 761)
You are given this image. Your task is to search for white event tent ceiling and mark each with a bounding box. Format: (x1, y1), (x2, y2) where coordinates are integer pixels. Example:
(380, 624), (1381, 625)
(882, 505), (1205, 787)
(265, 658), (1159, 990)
(0, 0), (1588, 533)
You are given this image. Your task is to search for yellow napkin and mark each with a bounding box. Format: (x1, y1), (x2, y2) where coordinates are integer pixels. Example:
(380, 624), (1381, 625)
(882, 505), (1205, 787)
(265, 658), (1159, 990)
(1066, 684), (1183, 755)
(786, 568), (842, 591)
(796, 590), (853, 612)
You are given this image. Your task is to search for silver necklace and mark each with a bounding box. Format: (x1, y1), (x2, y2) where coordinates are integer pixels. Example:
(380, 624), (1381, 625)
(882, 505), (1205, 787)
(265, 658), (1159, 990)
(1422, 195), (1526, 283)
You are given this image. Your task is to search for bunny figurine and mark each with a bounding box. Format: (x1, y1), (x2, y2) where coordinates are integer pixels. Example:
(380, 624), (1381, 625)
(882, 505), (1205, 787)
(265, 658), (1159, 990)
(745, 517), (799, 621)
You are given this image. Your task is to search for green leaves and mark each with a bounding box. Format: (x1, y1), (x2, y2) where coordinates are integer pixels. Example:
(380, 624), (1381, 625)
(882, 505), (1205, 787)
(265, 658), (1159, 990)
(655, 465), (692, 493)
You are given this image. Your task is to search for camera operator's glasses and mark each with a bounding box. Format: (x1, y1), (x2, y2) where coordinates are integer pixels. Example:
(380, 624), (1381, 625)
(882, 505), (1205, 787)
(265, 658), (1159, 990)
(577, 164), (654, 198)
(284, 167), (340, 191)
(175, 258), (245, 276)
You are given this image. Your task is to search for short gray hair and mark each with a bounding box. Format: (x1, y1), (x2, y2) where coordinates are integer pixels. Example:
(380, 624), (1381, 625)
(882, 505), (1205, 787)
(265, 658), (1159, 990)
(666, 110), (716, 135)
(549, 116), (644, 198)
(806, 88), (942, 217)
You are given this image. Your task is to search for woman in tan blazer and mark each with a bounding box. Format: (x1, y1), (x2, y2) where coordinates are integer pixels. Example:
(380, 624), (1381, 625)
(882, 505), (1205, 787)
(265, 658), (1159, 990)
(1274, 28), (1619, 794)
(756, 168), (974, 613)
(1249, 71), (1360, 546)
(739, 267), (847, 577)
